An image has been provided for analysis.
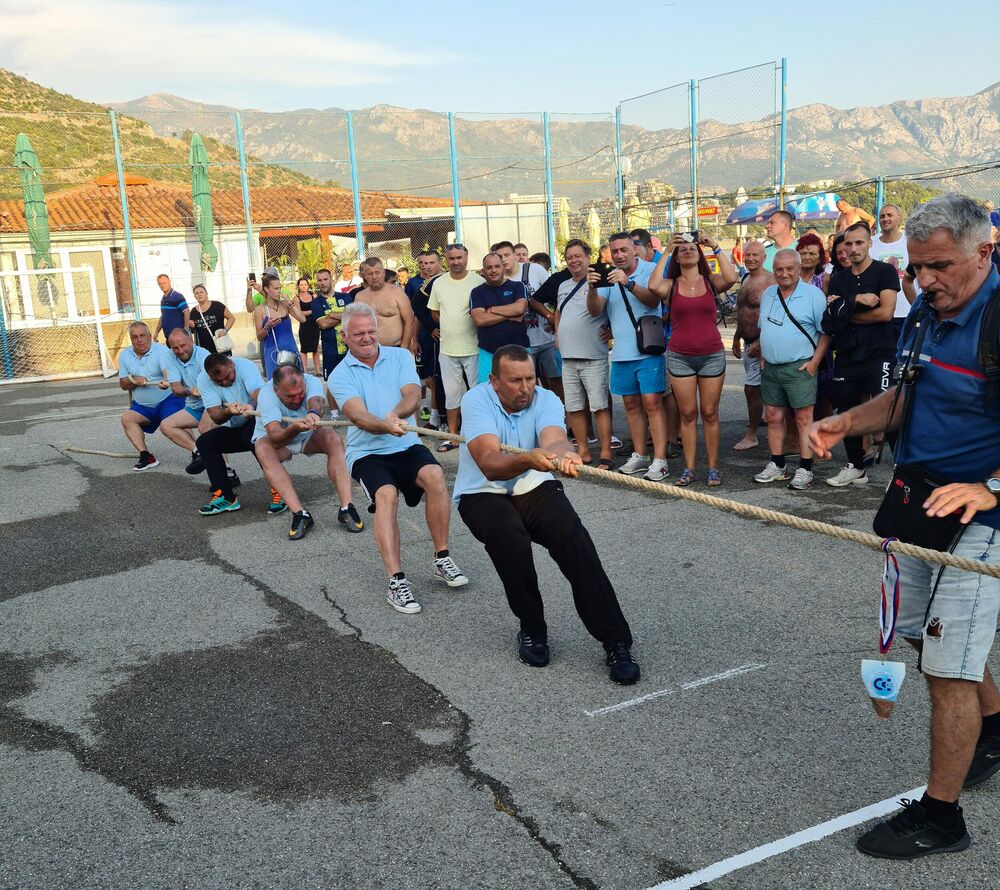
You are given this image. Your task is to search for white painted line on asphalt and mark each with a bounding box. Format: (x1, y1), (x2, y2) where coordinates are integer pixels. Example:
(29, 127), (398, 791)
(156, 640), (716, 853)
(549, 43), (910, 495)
(584, 662), (767, 717)
(648, 784), (927, 890)
(0, 407), (121, 426)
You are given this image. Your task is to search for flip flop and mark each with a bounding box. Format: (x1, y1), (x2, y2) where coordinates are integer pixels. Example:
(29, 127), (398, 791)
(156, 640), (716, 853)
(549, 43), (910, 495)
(436, 440), (459, 453)
(595, 458), (614, 471)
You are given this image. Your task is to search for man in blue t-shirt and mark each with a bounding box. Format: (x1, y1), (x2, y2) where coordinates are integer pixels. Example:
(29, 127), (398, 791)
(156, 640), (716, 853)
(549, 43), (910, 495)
(469, 252), (529, 384)
(152, 274), (190, 341)
(587, 231), (669, 481)
(453, 343), (639, 684)
(312, 268), (353, 386)
(251, 364), (364, 540)
(809, 195), (1000, 862)
(117, 321), (184, 471)
(195, 353), (268, 516)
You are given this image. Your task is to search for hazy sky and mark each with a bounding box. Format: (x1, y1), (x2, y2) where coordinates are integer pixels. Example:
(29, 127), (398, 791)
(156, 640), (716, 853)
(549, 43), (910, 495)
(0, 0), (994, 114)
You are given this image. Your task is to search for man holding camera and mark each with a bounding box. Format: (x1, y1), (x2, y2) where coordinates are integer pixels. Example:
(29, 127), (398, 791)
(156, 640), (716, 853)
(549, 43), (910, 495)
(810, 194), (1000, 860)
(586, 232), (668, 482)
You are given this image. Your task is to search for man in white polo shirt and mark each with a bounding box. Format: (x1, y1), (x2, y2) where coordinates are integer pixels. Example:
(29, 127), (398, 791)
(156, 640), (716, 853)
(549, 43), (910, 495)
(117, 321), (184, 472)
(330, 302), (469, 614)
(252, 364), (363, 541)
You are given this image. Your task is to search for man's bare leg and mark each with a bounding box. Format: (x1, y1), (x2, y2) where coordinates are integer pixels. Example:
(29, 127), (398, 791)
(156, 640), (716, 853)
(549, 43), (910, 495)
(254, 441), (302, 512)
(926, 676), (982, 801)
(734, 385), (763, 450)
(622, 394), (648, 457)
(594, 407), (613, 462)
(416, 464), (450, 553)
(373, 486), (403, 575)
(160, 412), (198, 452)
(121, 411), (149, 453)
(305, 429), (352, 507)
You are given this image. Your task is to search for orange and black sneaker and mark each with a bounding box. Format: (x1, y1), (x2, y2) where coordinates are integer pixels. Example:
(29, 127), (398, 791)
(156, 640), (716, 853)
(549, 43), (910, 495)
(199, 490), (241, 516)
(267, 487), (288, 516)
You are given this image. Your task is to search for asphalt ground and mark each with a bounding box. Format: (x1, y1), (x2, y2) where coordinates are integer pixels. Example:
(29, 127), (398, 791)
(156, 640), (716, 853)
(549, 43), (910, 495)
(1, 352), (997, 890)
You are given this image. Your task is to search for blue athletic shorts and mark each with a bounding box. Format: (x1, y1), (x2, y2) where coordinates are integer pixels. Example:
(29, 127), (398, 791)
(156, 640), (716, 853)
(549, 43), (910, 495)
(128, 394), (186, 434)
(610, 355), (666, 396)
(185, 405), (205, 422)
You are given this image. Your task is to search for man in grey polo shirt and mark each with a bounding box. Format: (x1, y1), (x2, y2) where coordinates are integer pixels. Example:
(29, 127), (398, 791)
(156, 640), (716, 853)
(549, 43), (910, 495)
(554, 239), (613, 469)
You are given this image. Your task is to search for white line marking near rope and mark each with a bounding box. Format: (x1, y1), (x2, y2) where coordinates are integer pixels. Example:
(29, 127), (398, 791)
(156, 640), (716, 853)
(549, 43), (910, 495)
(647, 785), (927, 890)
(0, 407), (121, 426)
(584, 662), (767, 717)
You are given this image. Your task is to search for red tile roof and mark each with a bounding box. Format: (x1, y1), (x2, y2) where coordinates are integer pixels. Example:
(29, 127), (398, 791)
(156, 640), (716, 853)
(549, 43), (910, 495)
(0, 175), (454, 234)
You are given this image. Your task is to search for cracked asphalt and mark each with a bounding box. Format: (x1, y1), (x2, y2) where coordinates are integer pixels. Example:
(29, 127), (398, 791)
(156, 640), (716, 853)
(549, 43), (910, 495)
(1, 355), (997, 890)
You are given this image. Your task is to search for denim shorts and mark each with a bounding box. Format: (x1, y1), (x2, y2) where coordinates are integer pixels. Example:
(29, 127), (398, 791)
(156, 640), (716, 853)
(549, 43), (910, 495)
(666, 349), (727, 379)
(743, 350), (761, 387)
(896, 522), (1000, 681)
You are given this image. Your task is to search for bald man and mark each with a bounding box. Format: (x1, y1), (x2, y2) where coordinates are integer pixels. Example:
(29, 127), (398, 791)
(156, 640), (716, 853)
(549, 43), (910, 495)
(731, 241), (775, 450)
(353, 257), (416, 351)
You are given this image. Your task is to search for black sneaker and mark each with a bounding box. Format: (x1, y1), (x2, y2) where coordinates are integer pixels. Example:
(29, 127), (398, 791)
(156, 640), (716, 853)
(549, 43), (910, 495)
(132, 451), (159, 472)
(856, 798), (970, 859)
(516, 632), (550, 668)
(964, 733), (1000, 787)
(288, 510), (314, 541)
(338, 503), (364, 533)
(605, 642), (640, 685)
(667, 441), (683, 460)
(227, 467), (241, 488)
(185, 450), (204, 475)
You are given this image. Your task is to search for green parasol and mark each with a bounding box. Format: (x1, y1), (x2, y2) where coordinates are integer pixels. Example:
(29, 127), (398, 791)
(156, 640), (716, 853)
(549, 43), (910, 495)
(189, 133), (218, 271)
(13, 134), (53, 268)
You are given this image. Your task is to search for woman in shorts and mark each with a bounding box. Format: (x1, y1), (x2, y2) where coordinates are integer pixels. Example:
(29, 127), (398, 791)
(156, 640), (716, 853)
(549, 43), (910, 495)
(650, 234), (738, 486)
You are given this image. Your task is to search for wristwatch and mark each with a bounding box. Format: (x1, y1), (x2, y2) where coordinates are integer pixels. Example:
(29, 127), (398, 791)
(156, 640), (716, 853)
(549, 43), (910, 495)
(625, 280), (636, 293)
(985, 476), (1000, 496)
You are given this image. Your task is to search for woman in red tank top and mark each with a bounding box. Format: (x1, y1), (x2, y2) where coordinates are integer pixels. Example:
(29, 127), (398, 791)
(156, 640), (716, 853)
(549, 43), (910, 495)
(649, 235), (738, 486)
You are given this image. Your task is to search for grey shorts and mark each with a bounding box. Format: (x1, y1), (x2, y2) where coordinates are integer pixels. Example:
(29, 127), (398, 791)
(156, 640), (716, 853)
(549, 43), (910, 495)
(896, 522), (1000, 681)
(743, 349), (761, 387)
(562, 358), (610, 413)
(666, 349), (727, 379)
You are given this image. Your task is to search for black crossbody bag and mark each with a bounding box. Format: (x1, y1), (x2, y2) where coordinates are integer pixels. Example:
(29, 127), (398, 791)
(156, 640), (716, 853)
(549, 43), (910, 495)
(620, 284), (665, 356)
(871, 308), (964, 551)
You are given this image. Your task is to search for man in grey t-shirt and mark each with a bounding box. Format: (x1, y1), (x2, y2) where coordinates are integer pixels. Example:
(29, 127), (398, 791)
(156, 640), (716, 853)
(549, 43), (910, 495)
(554, 239), (613, 468)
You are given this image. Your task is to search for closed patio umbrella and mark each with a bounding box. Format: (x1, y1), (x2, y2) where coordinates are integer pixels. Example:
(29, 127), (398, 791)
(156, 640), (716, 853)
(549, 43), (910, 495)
(189, 134), (219, 271)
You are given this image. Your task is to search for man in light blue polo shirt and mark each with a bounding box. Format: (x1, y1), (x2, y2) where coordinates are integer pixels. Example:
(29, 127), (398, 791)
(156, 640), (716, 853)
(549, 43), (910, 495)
(586, 231), (669, 481)
(252, 365), (363, 541)
(454, 343), (639, 684)
(117, 320), (184, 472)
(752, 249), (830, 490)
(330, 302), (468, 615)
(161, 327), (211, 475)
(195, 354), (267, 516)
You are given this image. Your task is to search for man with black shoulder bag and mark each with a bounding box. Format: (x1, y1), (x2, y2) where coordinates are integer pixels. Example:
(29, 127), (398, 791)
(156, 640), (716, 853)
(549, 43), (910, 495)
(586, 232), (669, 481)
(809, 195), (1000, 861)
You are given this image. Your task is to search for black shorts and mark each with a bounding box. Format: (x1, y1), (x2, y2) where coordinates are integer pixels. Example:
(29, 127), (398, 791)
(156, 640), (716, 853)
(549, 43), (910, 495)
(416, 337), (439, 380)
(834, 356), (895, 404)
(351, 444), (439, 513)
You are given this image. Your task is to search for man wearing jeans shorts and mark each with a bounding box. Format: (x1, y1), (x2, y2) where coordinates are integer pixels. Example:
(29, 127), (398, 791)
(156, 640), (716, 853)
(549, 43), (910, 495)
(586, 232), (668, 481)
(554, 239), (614, 469)
(810, 195), (1000, 860)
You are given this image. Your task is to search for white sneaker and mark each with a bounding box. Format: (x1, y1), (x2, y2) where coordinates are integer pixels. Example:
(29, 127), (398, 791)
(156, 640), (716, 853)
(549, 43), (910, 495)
(788, 468), (814, 490)
(619, 452), (651, 475)
(387, 576), (422, 614)
(825, 463), (868, 487)
(643, 458), (669, 482)
(753, 461), (790, 483)
(433, 555), (468, 588)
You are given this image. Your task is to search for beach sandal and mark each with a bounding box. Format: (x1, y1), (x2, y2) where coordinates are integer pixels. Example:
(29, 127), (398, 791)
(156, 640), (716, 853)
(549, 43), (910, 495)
(595, 458), (614, 471)
(675, 468), (695, 487)
(706, 469), (722, 486)
(436, 440), (459, 453)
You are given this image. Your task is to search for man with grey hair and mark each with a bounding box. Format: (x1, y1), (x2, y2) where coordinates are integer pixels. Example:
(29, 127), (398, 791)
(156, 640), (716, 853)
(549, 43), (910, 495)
(117, 321), (184, 471)
(330, 302), (468, 614)
(353, 257), (416, 351)
(252, 363), (363, 540)
(811, 194), (1000, 860)
(752, 249), (829, 489)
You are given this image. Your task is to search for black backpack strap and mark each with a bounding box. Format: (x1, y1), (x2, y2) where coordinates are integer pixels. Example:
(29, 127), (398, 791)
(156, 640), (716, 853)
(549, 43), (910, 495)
(977, 284), (1000, 407)
(556, 280), (587, 316)
(774, 289), (816, 349)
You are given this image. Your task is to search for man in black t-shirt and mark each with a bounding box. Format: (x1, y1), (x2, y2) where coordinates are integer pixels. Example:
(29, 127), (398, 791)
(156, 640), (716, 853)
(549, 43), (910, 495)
(821, 221), (900, 486)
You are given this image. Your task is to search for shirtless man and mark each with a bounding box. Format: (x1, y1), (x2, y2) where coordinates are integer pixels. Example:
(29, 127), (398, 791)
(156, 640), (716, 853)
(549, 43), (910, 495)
(353, 257), (416, 352)
(835, 198), (877, 234)
(731, 241), (774, 450)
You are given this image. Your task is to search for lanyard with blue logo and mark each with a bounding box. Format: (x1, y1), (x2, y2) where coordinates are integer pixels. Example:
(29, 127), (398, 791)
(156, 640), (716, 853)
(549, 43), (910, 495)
(861, 539), (906, 719)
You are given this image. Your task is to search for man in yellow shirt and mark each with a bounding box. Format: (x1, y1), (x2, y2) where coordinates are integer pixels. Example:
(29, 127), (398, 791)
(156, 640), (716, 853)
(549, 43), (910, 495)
(428, 244), (485, 451)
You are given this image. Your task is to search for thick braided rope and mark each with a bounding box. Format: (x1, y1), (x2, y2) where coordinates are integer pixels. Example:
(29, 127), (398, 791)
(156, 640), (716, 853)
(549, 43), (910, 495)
(66, 416), (1000, 579)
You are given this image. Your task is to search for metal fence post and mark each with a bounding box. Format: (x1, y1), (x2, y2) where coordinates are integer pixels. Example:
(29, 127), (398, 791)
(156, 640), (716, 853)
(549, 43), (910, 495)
(346, 111), (365, 261)
(875, 176), (885, 234)
(542, 112), (556, 259)
(109, 110), (141, 319)
(615, 106), (624, 228)
(669, 199), (675, 231)
(448, 112), (462, 243)
(779, 57), (788, 207)
(234, 112), (257, 270)
(689, 79), (698, 224)
(0, 298), (11, 378)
